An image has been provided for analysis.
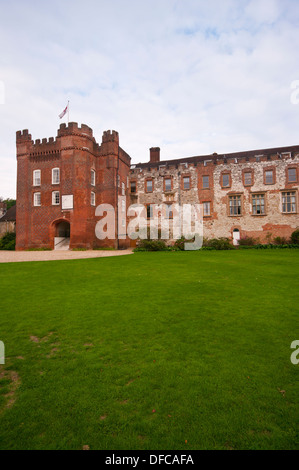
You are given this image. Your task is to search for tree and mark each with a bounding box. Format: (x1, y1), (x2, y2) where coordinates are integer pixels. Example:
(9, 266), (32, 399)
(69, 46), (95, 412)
(0, 198), (16, 210)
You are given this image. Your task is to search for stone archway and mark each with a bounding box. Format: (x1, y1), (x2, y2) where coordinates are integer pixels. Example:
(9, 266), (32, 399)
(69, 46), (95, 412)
(55, 221), (70, 238)
(50, 218), (71, 250)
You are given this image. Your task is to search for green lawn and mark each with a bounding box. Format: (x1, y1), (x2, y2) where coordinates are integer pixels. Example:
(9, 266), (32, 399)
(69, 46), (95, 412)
(0, 250), (298, 450)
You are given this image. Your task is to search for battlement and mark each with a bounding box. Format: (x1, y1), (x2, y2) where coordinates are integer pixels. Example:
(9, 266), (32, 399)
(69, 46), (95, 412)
(16, 124), (126, 161)
(102, 130), (119, 144)
(16, 129), (32, 142)
(57, 122), (94, 139)
(34, 137), (55, 145)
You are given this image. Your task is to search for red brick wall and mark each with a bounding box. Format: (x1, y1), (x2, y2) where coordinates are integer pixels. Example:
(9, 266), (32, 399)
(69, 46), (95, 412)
(16, 124), (131, 250)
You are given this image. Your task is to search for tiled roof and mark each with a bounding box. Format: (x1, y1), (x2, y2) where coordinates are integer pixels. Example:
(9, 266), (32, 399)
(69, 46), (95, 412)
(133, 144), (299, 168)
(0, 204), (16, 222)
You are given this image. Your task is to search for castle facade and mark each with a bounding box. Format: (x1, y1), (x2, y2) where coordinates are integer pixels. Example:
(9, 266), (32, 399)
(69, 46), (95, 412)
(15, 123), (299, 250)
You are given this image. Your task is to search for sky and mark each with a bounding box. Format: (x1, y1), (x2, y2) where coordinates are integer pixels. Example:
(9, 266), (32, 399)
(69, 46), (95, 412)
(1, 0), (299, 198)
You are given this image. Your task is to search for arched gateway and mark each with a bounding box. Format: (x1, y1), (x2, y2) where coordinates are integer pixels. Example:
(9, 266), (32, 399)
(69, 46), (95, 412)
(51, 219), (70, 250)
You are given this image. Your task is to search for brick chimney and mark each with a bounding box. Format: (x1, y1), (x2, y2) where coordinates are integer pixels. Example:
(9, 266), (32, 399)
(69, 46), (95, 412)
(150, 147), (160, 163)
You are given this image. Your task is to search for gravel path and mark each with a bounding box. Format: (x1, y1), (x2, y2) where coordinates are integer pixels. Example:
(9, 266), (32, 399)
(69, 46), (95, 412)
(0, 249), (134, 263)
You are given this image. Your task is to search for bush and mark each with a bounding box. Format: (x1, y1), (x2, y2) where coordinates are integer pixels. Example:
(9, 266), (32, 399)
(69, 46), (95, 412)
(238, 236), (257, 246)
(137, 239), (168, 251)
(273, 236), (287, 245)
(173, 236), (196, 251)
(0, 232), (16, 250)
(291, 229), (299, 244)
(205, 237), (234, 250)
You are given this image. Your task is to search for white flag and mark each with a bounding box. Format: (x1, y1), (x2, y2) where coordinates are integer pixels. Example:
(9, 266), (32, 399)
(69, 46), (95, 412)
(59, 103), (68, 119)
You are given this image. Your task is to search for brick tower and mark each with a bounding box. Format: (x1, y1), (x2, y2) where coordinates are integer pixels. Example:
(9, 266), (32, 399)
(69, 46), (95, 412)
(16, 123), (131, 250)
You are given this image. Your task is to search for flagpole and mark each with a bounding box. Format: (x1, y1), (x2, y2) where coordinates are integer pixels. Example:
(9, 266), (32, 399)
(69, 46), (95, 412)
(67, 100), (70, 125)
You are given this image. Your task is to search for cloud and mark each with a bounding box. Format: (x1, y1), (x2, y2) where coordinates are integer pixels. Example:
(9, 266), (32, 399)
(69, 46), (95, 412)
(0, 0), (299, 197)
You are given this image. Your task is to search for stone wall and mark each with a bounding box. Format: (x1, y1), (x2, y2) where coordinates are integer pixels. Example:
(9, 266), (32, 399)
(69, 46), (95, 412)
(131, 148), (299, 243)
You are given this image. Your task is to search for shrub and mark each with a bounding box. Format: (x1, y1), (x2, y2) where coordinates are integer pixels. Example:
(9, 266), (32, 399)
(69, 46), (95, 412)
(273, 236), (287, 245)
(173, 237), (185, 251)
(291, 229), (299, 244)
(173, 236), (196, 251)
(137, 239), (168, 251)
(238, 236), (257, 246)
(0, 232), (16, 250)
(205, 237), (234, 250)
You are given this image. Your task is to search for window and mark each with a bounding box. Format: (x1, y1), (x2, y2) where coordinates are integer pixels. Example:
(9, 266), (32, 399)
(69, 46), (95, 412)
(288, 168), (297, 183)
(91, 169), (95, 186)
(244, 172), (252, 186)
(252, 194), (265, 215)
(265, 170), (274, 184)
(122, 182), (125, 196)
(52, 168), (60, 185)
(202, 176), (209, 189)
(147, 204), (153, 219)
(203, 201), (211, 216)
(33, 192), (41, 206)
(282, 191), (296, 213)
(146, 180), (153, 193)
(165, 203), (173, 219)
(164, 178), (172, 191)
(222, 174), (230, 188)
(131, 181), (136, 193)
(91, 191), (95, 206)
(229, 195), (242, 216)
(52, 191), (60, 205)
(183, 176), (190, 190)
(33, 170), (41, 186)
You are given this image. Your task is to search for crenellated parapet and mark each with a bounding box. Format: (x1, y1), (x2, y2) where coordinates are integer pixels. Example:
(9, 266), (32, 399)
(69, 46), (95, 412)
(102, 130), (119, 144)
(57, 122), (94, 139)
(16, 129), (32, 143)
(16, 122), (101, 159)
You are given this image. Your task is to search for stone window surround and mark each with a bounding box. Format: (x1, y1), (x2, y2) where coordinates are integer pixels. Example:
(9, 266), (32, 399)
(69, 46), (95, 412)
(181, 174), (191, 190)
(52, 167), (60, 185)
(130, 179), (137, 193)
(286, 166), (298, 184)
(33, 192), (41, 207)
(251, 191), (266, 216)
(281, 189), (297, 214)
(202, 200), (212, 217)
(146, 203), (153, 219)
(202, 175), (210, 189)
(228, 193), (243, 217)
(220, 171), (231, 189)
(243, 169), (254, 187)
(91, 169), (96, 186)
(163, 176), (173, 192)
(33, 169), (41, 186)
(263, 167), (276, 185)
(145, 178), (154, 193)
(52, 190), (60, 206)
